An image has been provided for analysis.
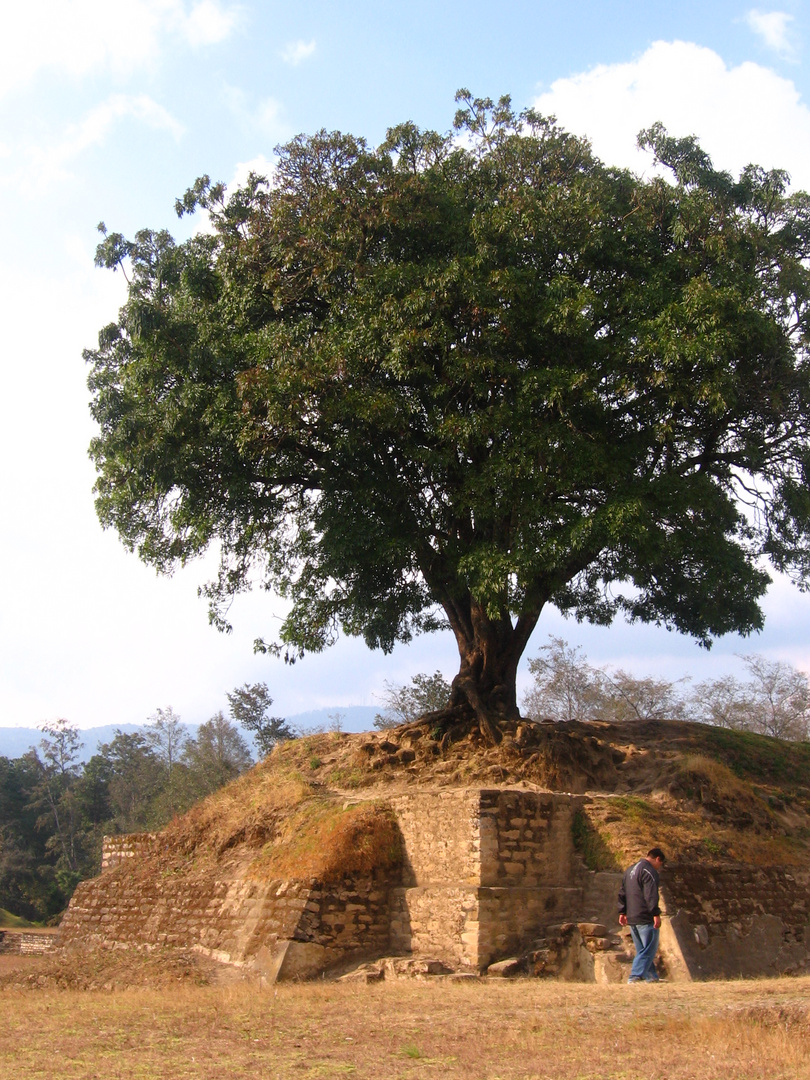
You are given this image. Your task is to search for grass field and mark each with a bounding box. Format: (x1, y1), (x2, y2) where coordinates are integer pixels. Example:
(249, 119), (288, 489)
(2, 962), (809, 1080)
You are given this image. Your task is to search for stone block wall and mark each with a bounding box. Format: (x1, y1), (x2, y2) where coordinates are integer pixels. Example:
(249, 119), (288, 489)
(0, 930), (55, 955)
(391, 790), (481, 886)
(481, 790), (581, 888)
(663, 865), (810, 978)
(54, 790), (810, 981)
(101, 833), (158, 871)
(388, 789), (587, 969)
(58, 853), (396, 979)
(388, 791), (480, 968)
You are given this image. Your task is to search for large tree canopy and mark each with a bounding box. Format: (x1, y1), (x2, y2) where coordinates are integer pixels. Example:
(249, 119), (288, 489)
(88, 92), (810, 738)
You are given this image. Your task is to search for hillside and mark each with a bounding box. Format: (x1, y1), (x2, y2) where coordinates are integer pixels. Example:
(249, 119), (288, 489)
(154, 715), (810, 877)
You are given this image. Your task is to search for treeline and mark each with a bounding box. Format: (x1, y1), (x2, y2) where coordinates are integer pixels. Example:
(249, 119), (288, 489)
(521, 638), (810, 741)
(0, 683), (292, 923)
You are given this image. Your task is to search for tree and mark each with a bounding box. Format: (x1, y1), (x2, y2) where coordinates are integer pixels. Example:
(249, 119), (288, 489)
(0, 753), (61, 920)
(597, 669), (689, 724)
(87, 91), (810, 740)
(739, 654), (810, 740)
(522, 638), (603, 722)
(33, 720), (84, 882)
(374, 670), (453, 729)
(144, 707), (189, 819)
(688, 673), (752, 730)
(227, 683), (294, 756)
(182, 712), (253, 797)
(522, 637), (688, 723)
(97, 730), (163, 832)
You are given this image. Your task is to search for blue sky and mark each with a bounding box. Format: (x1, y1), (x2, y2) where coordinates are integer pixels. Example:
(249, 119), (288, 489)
(3, 1), (810, 729)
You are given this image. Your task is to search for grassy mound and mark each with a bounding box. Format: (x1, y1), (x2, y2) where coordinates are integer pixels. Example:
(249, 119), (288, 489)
(106, 718), (810, 880)
(0, 909), (37, 929)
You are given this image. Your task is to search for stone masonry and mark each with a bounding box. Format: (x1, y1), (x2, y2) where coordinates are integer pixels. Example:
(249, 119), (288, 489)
(0, 930), (55, 955)
(56, 788), (810, 980)
(389, 789), (587, 969)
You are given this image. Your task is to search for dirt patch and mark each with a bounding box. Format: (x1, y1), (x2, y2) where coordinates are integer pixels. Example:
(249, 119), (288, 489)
(247, 799), (401, 881)
(0, 946), (230, 992)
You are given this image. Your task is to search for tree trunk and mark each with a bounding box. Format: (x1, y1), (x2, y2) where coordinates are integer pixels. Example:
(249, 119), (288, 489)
(442, 596), (542, 743)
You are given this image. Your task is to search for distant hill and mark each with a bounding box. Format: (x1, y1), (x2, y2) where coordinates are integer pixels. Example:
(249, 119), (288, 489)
(289, 706), (379, 735)
(0, 724), (157, 762)
(0, 707), (380, 762)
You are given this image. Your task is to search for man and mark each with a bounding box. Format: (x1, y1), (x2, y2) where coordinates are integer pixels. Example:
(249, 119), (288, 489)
(618, 847), (666, 983)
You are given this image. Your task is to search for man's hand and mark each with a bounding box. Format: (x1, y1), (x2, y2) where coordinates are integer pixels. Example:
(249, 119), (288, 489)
(618, 914), (627, 926)
(653, 916), (661, 929)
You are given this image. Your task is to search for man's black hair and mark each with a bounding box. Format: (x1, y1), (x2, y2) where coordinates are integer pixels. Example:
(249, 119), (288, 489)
(647, 847), (666, 862)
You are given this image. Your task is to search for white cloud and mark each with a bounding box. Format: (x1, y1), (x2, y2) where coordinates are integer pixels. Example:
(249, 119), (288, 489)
(181, 0), (239, 46)
(70, 93), (185, 151)
(534, 40), (810, 190)
(280, 39), (316, 66)
(229, 154), (275, 190)
(0, 93), (184, 194)
(223, 84), (292, 143)
(0, 0), (239, 97)
(255, 97), (286, 136)
(745, 9), (796, 57)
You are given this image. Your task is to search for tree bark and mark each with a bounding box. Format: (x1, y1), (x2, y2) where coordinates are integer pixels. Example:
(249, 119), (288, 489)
(441, 595), (543, 742)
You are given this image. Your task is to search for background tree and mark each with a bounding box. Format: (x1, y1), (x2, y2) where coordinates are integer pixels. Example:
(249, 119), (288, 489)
(0, 712), (258, 922)
(522, 637), (688, 723)
(522, 637), (810, 739)
(144, 707), (187, 819)
(687, 674), (752, 730)
(738, 655), (810, 740)
(32, 720), (85, 891)
(522, 638), (603, 722)
(373, 671), (452, 729)
(227, 683), (294, 757)
(181, 712), (253, 799)
(88, 92), (810, 739)
(0, 754), (61, 921)
(96, 730), (163, 833)
(596, 669), (689, 723)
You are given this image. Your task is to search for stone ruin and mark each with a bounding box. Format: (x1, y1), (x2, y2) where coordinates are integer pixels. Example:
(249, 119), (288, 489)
(57, 788), (810, 982)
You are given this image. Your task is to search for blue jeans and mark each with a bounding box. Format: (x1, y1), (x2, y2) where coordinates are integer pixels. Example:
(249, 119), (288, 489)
(628, 923), (660, 982)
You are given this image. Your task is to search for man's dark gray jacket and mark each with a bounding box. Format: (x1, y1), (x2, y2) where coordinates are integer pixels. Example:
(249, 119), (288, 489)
(618, 858), (661, 925)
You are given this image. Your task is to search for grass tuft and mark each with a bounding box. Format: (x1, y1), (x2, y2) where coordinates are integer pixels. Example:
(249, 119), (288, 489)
(571, 810), (620, 871)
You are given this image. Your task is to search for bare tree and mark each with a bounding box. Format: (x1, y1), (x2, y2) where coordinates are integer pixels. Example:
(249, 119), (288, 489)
(522, 638), (688, 724)
(373, 671), (452, 729)
(598, 669), (690, 723)
(521, 638), (604, 722)
(739, 655), (810, 740)
(688, 674), (752, 730)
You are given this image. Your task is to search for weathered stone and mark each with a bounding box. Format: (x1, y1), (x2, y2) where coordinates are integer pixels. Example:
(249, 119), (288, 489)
(486, 956), (526, 977)
(578, 922), (609, 938)
(55, 790), (810, 984)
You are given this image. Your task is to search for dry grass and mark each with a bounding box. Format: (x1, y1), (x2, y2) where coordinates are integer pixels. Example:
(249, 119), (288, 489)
(115, 719), (810, 882)
(2, 963), (809, 1079)
(163, 762), (315, 859)
(580, 784), (807, 869)
(247, 800), (401, 881)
